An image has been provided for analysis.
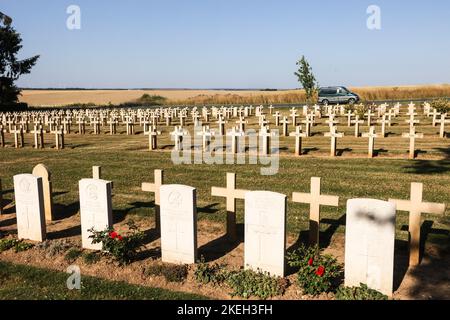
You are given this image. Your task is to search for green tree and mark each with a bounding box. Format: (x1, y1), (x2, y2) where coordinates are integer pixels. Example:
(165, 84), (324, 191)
(0, 12), (39, 107)
(294, 55), (318, 103)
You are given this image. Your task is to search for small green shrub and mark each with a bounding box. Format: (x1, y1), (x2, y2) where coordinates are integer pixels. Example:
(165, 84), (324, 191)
(0, 238), (34, 253)
(64, 248), (82, 262)
(226, 269), (288, 300)
(335, 283), (388, 300)
(287, 244), (342, 296)
(355, 103), (369, 118)
(431, 98), (450, 114)
(136, 94), (167, 106)
(36, 239), (72, 258)
(143, 263), (189, 283)
(89, 220), (145, 265)
(82, 251), (100, 265)
(194, 257), (227, 285)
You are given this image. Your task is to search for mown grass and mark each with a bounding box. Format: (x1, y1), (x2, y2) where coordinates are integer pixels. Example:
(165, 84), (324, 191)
(0, 109), (449, 245)
(0, 261), (207, 300)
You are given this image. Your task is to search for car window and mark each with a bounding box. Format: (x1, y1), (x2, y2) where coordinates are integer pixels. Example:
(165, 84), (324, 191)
(320, 88), (337, 95)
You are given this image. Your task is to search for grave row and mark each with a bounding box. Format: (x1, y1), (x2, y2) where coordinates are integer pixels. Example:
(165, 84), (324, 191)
(1, 102), (447, 160)
(1, 165), (446, 296)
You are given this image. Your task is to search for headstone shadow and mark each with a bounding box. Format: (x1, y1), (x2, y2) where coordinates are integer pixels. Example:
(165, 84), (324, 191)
(113, 200), (160, 224)
(197, 203), (220, 214)
(374, 148), (388, 157)
(198, 223), (244, 262)
(393, 238), (409, 291)
(336, 148), (352, 156)
(2, 202), (15, 215)
(319, 213), (346, 248)
(70, 143), (92, 149)
(53, 201), (80, 220)
(0, 216), (16, 227)
(48, 224), (81, 239)
(403, 147), (450, 174)
(1, 188), (14, 196)
(52, 191), (69, 197)
(302, 147), (318, 155)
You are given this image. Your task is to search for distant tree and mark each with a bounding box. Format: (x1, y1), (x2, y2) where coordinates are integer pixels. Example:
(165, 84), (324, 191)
(294, 56), (318, 103)
(0, 12), (39, 107)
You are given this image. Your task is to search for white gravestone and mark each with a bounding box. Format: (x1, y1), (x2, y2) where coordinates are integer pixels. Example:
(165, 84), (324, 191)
(13, 174), (47, 241)
(160, 184), (197, 264)
(344, 198), (396, 296)
(244, 191), (286, 277)
(79, 179), (113, 250)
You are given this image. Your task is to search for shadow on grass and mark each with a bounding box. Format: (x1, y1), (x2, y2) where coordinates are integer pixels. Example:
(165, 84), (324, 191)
(53, 202), (79, 221)
(405, 244), (450, 299)
(394, 220), (449, 292)
(0, 216), (16, 227)
(197, 203), (220, 214)
(48, 224), (81, 239)
(113, 201), (155, 223)
(198, 223), (244, 263)
(374, 148), (388, 157)
(302, 147), (319, 155)
(336, 148), (352, 156)
(403, 147), (450, 174)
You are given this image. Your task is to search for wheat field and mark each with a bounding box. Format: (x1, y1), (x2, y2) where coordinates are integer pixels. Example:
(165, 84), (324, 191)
(18, 84), (450, 107)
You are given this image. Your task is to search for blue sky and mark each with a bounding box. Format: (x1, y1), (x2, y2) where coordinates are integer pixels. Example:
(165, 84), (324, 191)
(2, 0), (450, 88)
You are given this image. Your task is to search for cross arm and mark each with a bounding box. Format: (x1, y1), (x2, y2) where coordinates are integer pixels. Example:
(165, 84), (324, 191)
(142, 182), (157, 193)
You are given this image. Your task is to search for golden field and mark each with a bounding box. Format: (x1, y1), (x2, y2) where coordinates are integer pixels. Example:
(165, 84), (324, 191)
(19, 84), (450, 106)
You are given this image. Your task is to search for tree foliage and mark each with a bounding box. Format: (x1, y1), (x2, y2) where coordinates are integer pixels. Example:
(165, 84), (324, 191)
(294, 55), (318, 103)
(0, 12), (39, 106)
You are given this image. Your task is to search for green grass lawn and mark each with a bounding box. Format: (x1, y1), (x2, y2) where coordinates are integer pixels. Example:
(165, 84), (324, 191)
(0, 261), (207, 300)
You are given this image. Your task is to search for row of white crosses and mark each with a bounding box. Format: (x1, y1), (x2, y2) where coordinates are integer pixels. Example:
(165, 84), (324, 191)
(0, 123), (65, 149)
(1, 102), (448, 154)
(6, 166), (447, 296)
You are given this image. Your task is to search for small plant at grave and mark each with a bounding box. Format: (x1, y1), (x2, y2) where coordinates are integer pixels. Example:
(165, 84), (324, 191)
(64, 248), (83, 263)
(355, 103), (369, 118)
(82, 251), (100, 265)
(143, 263), (189, 283)
(431, 98), (450, 114)
(0, 238), (34, 253)
(335, 283), (388, 300)
(36, 239), (72, 258)
(287, 244), (342, 296)
(226, 269), (289, 300)
(344, 104), (355, 113)
(194, 256), (228, 285)
(88, 220), (145, 265)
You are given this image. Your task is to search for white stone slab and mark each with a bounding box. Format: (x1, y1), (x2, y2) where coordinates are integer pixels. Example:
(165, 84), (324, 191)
(244, 191), (286, 277)
(160, 184), (197, 264)
(344, 198), (396, 296)
(79, 179), (113, 250)
(13, 174), (46, 241)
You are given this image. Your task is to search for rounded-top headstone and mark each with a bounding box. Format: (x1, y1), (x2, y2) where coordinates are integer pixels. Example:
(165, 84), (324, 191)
(32, 163), (51, 180)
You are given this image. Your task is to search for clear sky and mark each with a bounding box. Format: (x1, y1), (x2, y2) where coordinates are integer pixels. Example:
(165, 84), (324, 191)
(2, 0), (450, 89)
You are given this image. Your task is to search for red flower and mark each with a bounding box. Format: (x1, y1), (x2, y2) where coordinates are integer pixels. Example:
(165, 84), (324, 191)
(117, 235), (123, 241)
(109, 231), (118, 239)
(315, 266), (325, 277)
(308, 258), (314, 266)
